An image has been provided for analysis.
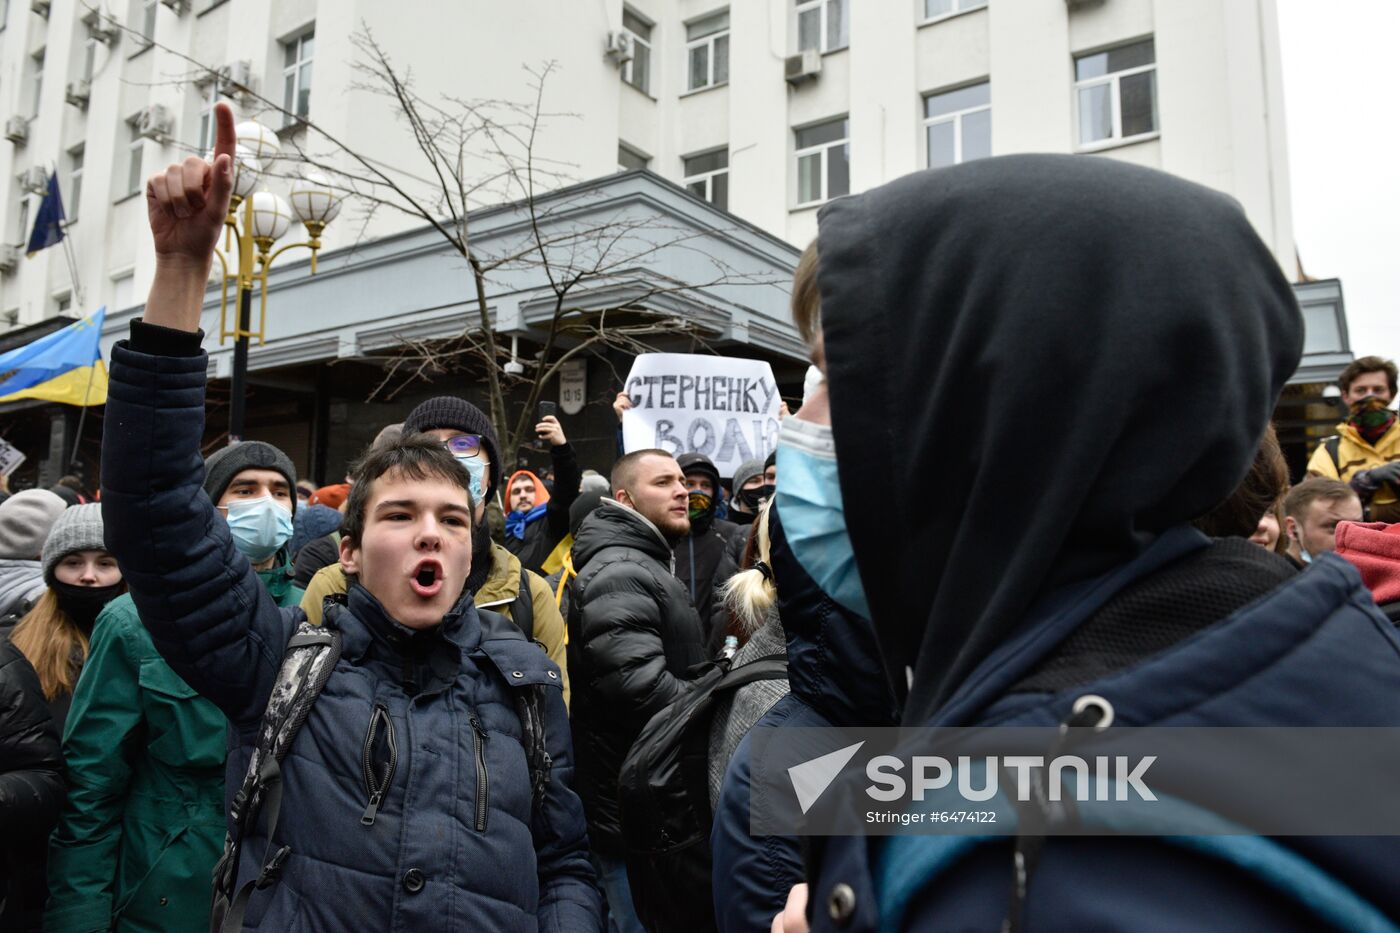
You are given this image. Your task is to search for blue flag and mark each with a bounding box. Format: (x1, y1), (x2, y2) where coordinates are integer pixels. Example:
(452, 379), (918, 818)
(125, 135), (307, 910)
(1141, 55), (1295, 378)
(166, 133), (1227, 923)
(26, 171), (65, 257)
(0, 307), (108, 406)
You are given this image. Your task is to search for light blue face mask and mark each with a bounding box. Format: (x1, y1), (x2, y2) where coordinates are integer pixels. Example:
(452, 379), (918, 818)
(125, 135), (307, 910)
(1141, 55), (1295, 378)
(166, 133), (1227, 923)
(773, 416), (871, 619)
(1292, 529), (1312, 565)
(225, 495), (294, 562)
(454, 453), (487, 504)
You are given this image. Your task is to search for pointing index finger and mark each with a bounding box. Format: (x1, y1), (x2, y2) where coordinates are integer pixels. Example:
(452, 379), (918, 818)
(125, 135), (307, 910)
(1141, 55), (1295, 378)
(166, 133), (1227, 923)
(212, 101), (237, 167)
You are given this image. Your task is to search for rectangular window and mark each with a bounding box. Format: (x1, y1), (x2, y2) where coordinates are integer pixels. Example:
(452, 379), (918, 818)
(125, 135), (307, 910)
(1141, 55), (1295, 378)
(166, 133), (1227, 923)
(618, 143), (650, 172)
(795, 0), (846, 53)
(136, 0), (157, 46)
(923, 0), (987, 21)
(112, 271), (134, 310)
(686, 10), (729, 92)
(126, 119), (144, 197)
(794, 117), (849, 206)
(282, 31), (314, 125)
(82, 36), (98, 81)
(1074, 38), (1157, 148)
(683, 149), (729, 210)
(621, 10), (652, 95)
(67, 146), (84, 220)
(16, 197), (29, 247)
(197, 86), (217, 154)
(31, 50), (44, 116)
(924, 82), (991, 169)
(55, 292), (72, 314)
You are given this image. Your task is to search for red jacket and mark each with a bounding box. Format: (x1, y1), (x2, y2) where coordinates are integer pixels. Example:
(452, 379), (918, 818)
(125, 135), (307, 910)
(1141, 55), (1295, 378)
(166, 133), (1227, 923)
(1335, 520), (1400, 607)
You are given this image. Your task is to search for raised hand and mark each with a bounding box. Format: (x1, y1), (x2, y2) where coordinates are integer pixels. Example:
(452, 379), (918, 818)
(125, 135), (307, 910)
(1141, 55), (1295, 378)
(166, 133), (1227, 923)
(146, 101), (235, 269)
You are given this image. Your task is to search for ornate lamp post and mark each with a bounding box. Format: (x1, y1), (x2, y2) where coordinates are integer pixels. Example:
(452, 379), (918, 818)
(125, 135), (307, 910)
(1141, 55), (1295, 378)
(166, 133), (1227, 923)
(212, 120), (342, 441)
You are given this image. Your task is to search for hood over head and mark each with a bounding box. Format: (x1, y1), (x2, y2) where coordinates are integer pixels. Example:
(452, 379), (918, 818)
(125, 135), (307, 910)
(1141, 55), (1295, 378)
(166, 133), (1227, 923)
(505, 469), (550, 513)
(818, 154), (1303, 724)
(676, 452), (721, 533)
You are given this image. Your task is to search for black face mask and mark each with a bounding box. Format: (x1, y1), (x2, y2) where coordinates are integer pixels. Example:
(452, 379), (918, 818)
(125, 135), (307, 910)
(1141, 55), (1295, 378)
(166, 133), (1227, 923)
(736, 483), (775, 512)
(52, 581), (124, 633)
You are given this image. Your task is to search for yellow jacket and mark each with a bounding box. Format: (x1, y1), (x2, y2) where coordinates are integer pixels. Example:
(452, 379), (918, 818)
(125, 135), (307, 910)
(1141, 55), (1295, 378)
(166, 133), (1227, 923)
(299, 541), (571, 708)
(1307, 421), (1400, 520)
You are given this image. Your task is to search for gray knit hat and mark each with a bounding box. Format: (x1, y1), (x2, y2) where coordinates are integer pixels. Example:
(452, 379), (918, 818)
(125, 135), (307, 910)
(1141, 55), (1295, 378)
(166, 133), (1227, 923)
(0, 489), (68, 561)
(732, 459), (766, 494)
(42, 502), (106, 585)
(203, 441), (297, 514)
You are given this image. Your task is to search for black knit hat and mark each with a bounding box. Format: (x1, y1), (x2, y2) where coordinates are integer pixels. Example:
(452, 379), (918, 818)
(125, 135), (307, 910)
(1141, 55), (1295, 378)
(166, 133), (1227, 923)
(204, 441), (298, 514)
(403, 396), (502, 502)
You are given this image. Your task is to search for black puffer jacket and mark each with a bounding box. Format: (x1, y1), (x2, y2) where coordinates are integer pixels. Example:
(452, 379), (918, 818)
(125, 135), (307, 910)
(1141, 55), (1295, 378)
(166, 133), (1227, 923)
(566, 499), (707, 852)
(0, 635), (64, 932)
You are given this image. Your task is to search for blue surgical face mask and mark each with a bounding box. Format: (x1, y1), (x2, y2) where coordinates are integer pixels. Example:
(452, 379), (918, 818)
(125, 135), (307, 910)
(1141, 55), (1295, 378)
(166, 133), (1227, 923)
(454, 453), (487, 504)
(225, 495), (294, 562)
(1292, 529), (1312, 565)
(773, 416), (870, 619)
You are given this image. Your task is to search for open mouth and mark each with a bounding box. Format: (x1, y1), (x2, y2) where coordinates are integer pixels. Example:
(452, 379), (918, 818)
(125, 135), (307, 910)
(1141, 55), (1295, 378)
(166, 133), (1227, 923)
(409, 559), (444, 598)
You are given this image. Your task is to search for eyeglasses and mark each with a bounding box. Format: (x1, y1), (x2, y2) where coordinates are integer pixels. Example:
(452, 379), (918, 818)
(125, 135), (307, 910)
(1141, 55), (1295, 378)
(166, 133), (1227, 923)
(445, 434), (485, 458)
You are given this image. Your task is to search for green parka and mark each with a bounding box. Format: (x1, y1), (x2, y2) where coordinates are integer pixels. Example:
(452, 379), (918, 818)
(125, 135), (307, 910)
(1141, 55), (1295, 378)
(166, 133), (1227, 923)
(44, 565), (302, 933)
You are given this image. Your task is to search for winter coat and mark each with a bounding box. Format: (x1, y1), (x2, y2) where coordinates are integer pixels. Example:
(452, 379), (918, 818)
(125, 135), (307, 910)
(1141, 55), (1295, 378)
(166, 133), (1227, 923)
(291, 533), (339, 588)
(0, 559), (46, 620)
(1307, 420), (1400, 521)
(1336, 519), (1400, 621)
(674, 518), (744, 654)
(298, 542), (571, 708)
(100, 334), (601, 931)
(706, 607), (788, 808)
(710, 508), (897, 932)
(504, 442), (581, 575)
(44, 567), (301, 933)
(0, 636), (64, 933)
(567, 498), (708, 852)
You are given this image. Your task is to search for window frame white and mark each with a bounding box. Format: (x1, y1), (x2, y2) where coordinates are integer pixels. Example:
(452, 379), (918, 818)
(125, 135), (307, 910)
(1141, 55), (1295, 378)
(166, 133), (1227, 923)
(1073, 41), (1159, 151)
(281, 30), (314, 126)
(196, 84), (217, 154)
(793, 117), (850, 209)
(125, 118), (144, 198)
(111, 268), (135, 311)
(795, 0), (847, 54)
(621, 9), (653, 96)
(922, 81), (991, 169)
(81, 35), (99, 81)
(618, 142), (650, 172)
(685, 10), (729, 93)
(31, 49), (44, 117)
(16, 197), (30, 247)
(135, 0), (157, 48)
(682, 148), (729, 210)
(919, 0), (987, 25)
(67, 145), (84, 221)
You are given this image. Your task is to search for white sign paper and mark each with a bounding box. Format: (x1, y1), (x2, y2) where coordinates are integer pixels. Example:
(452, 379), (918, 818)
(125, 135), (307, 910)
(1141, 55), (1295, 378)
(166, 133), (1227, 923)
(0, 438), (25, 477)
(559, 359), (587, 416)
(621, 353), (781, 478)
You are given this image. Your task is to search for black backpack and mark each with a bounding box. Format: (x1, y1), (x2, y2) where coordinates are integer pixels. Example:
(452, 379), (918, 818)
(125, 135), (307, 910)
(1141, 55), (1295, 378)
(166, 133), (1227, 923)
(617, 653), (787, 933)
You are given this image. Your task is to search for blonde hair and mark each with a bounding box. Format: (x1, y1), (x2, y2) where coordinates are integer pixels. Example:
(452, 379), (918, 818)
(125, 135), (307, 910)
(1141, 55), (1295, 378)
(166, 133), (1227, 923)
(791, 240), (821, 345)
(10, 590), (90, 701)
(722, 502), (776, 638)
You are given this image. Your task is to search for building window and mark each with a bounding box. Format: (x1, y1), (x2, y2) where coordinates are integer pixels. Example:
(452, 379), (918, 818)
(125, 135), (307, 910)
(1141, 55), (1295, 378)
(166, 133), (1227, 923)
(31, 50), (44, 117)
(794, 117), (849, 206)
(16, 197), (30, 247)
(112, 271), (134, 310)
(282, 31), (314, 125)
(197, 85), (217, 154)
(67, 146), (84, 220)
(135, 0), (157, 46)
(683, 149), (728, 210)
(922, 0), (987, 21)
(621, 10), (652, 95)
(82, 36), (98, 81)
(126, 119), (144, 197)
(924, 82), (990, 169)
(618, 143), (650, 172)
(795, 0), (847, 54)
(686, 10), (729, 92)
(55, 292), (72, 314)
(1075, 38), (1157, 148)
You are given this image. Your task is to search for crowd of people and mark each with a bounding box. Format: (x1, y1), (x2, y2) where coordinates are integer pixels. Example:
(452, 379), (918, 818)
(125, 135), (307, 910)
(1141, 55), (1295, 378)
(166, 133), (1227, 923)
(3, 103), (1400, 932)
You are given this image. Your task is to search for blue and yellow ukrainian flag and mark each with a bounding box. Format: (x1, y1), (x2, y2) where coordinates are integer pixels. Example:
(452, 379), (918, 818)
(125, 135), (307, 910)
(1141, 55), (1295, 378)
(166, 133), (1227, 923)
(0, 306), (108, 406)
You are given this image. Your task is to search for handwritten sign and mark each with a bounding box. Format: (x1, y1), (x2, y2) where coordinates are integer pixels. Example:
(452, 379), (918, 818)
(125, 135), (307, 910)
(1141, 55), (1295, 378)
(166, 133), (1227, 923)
(621, 353), (781, 478)
(0, 438), (24, 477)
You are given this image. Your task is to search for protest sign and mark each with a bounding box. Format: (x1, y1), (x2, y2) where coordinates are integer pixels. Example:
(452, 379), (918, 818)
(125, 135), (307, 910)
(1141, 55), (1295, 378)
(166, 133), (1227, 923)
(621, 353), (781, 478)
(0, 438), (24, 477)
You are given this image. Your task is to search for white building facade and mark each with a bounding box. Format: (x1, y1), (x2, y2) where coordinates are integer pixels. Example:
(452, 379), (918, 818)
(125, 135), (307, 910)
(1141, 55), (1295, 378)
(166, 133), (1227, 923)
(0, 0), (1296, 333)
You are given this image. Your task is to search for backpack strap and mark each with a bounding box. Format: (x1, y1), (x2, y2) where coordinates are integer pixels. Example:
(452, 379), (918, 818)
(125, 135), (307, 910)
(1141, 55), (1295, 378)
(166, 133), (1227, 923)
(1324, 435), (1342, 475)
(512, 568), (535, 642)
(210, 622), (341, 933)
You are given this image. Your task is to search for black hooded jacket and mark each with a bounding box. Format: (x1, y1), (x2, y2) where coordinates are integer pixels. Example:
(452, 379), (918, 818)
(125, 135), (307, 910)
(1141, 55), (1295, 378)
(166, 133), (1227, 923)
(816, 154), (1303, 726)
(673, 453), (746, 650)
(565, 498), (707, 850)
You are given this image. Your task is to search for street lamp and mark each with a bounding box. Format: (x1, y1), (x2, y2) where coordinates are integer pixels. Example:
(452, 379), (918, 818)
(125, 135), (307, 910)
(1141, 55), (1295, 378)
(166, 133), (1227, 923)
(212, 121), (342, 442)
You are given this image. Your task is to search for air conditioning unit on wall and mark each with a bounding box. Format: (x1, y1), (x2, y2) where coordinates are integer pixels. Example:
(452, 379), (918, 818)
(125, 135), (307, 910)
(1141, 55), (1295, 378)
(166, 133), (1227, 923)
(80, 6), (120, 43)
(605, 31), (634, 65)
(159, 0), (190, 12)
(218, 60), (253, 96)
(65, 80), (92, 109)
(0, 246), (19, 275)
(4, 117), (29, 146)
(137, 103), (174, 142)
(17, 166), (47, 194)
(785, 50), (822, 85)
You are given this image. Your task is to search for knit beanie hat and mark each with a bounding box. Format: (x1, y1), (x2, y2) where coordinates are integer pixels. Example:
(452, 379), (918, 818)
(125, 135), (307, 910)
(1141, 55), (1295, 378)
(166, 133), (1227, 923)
(204, 441), (298, 514)
(42, 502), (106, 585)
(0, 489), (68, 560)
(732, 458), (766, 494)
(403, 396), (502, 502)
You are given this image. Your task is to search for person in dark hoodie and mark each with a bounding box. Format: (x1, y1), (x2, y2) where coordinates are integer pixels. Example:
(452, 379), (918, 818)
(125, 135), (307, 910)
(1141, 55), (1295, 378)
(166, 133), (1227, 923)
(567, 449), (708, 932)
(673, 452), (746, 650)
(760, 155), (1400, 932)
